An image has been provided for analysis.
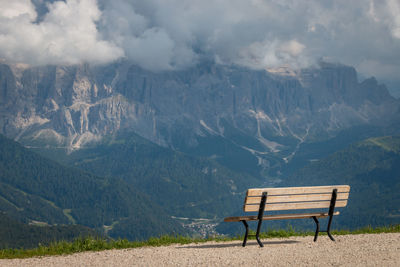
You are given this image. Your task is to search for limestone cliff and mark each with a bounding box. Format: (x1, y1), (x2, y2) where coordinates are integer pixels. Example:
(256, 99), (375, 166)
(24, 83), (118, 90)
(0, 61), (398, 158)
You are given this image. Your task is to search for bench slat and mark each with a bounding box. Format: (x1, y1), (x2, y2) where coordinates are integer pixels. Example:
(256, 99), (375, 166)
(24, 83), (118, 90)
(244, 199), (348, 212)
(245, 192), (349, 205)
(224, 211), (340, 222)
(246, 185), (350, 197)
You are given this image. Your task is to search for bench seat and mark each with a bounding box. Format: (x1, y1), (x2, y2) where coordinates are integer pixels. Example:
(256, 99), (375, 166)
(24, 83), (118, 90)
(224, 211), (340, 222)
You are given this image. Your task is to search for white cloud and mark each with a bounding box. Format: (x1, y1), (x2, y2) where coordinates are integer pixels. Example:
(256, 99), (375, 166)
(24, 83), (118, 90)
(0, 0), (399, 87)
(384, 0), (400, 39)
(280, 40), (305, 57)
(236, 39), (308, 70)
(0, 0), (36, 20)
(0, 0), (123, 66)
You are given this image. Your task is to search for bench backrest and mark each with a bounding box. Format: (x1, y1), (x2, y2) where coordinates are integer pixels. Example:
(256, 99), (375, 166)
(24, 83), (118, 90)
(244, 185), (350, 212)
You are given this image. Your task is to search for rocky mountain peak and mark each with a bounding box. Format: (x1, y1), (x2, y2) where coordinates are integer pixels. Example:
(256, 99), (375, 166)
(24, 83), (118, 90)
(0, 61), (398, 154)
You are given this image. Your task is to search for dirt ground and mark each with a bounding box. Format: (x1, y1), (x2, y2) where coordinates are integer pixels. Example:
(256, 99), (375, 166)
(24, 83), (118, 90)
(1, 233), (399, 266)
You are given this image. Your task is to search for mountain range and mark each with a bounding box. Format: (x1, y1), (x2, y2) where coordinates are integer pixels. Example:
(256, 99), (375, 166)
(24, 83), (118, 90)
(0, 60), (400, 245)
(1, 61), (399, 179)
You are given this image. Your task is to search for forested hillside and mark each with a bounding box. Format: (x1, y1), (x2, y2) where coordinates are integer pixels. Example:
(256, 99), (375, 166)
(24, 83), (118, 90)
(283, 135), (400, 228)
(38, 132), (262, 219)
(217, 135), (400, 234)
(0, 134), (186, 245)
(3, 130), (399, 243)
(0, 212), (98, 249)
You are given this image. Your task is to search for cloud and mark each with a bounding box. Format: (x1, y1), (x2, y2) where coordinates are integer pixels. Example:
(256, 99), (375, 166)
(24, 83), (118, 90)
(0, 0), (399, 86)
(98, 0), (314, 70)
(0, 0), (123, 66)
(98, 0), (197, 71)
(97, 0), (400, 80)
(368, 0), (400, 39)
(236, 39), (307, 70)
(0, 0), (36, 20)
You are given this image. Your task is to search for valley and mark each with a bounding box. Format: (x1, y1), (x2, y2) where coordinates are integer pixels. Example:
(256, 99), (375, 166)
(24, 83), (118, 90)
(0, 61), (400, 247)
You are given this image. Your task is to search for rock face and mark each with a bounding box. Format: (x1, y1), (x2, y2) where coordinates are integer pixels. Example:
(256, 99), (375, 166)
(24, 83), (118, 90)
(0, 61), (399, 158)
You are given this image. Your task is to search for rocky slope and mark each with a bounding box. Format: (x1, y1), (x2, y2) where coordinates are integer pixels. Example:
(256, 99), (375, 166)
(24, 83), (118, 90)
(1, 61), (399, 176)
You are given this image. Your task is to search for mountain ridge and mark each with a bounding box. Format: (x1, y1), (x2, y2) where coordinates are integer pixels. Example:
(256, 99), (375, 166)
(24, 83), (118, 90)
(1, 60), (399, 179)
(217, 135), (400, 235)
(283, 135), (400, 228)
(32, 131), (262, 219)
(0, 134), (185, 240)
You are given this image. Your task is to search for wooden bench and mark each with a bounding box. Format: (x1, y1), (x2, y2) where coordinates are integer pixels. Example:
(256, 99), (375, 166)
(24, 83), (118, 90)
(224, 185), (350, 247)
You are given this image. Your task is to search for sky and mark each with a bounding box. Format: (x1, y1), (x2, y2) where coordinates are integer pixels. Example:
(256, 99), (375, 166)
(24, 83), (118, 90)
(0, 0), (399, 96)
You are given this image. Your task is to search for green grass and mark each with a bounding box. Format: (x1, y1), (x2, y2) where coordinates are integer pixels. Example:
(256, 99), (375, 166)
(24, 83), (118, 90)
(1, 225), (399, 259)
(0, 235), (219, 259)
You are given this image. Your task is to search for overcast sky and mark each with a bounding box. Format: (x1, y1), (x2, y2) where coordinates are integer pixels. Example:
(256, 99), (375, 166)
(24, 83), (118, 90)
(0, 0), (399, 95)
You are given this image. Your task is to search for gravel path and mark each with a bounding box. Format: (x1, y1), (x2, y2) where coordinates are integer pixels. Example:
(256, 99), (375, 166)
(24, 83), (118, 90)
(1, 233), (399, 266)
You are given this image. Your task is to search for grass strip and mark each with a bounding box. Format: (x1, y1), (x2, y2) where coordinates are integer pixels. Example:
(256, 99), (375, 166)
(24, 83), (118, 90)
(1, 224), (399, 259)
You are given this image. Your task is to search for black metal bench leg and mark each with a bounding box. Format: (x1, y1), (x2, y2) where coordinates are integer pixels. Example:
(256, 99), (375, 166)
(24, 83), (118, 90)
(241, 220), (249, 247)
(254, 192), (267, 248)
(327, 215), (335, 241)
(312, 216), (319, 242)
(326, 189), (337, 241)
(327, 232), (335, 241)
(255, 219), (264, 247)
